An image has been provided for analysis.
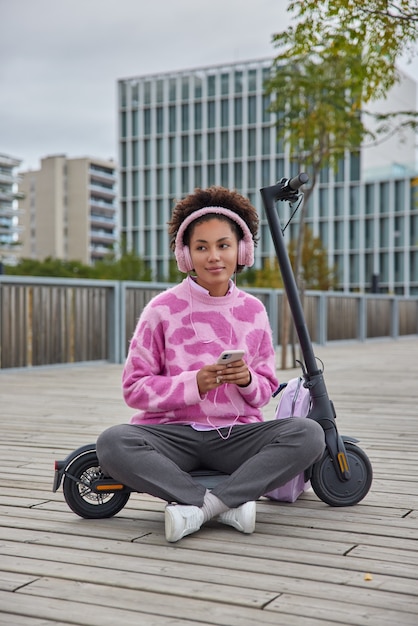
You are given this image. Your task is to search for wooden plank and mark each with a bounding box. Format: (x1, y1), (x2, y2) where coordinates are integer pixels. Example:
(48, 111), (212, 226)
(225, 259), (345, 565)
(0, 339), (418, 626)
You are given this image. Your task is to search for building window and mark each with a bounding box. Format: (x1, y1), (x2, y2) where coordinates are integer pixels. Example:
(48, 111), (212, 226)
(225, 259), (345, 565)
(395, 180), (405, 212)
(248, 161), (256, 189)
(350, 152), (360, 181)
(234, 162), (242, 189)
(156, 79), (164, 103)
(182, 77), (189, 100)
(221, 163), (228, 187)
(169, 78), (176, 102)
(207, 164), (216, 186)
(319, 187), (329, 217)
(194, 102), (202, 130)
(169, 168), (176, 194)
(207, 75), (216, 97)
(379, 217), (389, 247)
(169, 105), (176, 132)
(379, 182), (390, 213)
(132, 141), (138, 167)
(261, 160), (270, 187)
(144, 139), (151, 165)
(207, 101), (216, 128)
(156, 169), (164, 195)
(221, 73), (229, 95)
(181, 104), (189, 131)
(248, 95), (257, 124)
(365, 184), (375, 214)
(334, 187), (344, 217)
(156, 107), (164, 134)
(181, 136), (189, 162)
(144, 170), (151, 197)
(143, 109), (151, 135)
(234, 130), (242, 157)
(248, 128), (256, 156)
(248, 69), (257, 92)
(349, 185), (360, 215)
(156, 138), (163, 164)
(221, 132), (229, 159)
(131, 111), (138, 136)
(334, 220), (344, 250)
(262, 94), (271, 123)
(221, 99), (229, 127)
(234, 71), (243, 93)
(349, 220), (359, 249)
(394, 216), (404, 246)
(262, 127), (270, 155)
(365, 219), (374, 248)
(181, 166), (189, 193)
(275, 158), (284, 181)
(121, 142), (127, 167)
(234, 98), (242, 125)
(144, 81), (151, 104)
(121, 112), (127, 138)
(207, 133), (216, 160)
(194, 165), (202, 188)
(169, 137), (176, 163)
(194, 134), (202, 162)
(194, 76), (202, 99)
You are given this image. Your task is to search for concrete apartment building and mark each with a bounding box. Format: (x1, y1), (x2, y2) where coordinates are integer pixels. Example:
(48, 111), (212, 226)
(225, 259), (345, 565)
(19, 155), (117, 265)
(117, 58), (418, 295)
(0, 152), (23, 266)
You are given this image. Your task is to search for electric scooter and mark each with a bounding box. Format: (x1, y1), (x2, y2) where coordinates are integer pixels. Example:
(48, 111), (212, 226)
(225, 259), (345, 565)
(53, 174), (372, 518)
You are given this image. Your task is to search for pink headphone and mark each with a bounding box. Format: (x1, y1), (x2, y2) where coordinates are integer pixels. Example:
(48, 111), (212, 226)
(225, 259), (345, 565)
(174, 206), (255, 273)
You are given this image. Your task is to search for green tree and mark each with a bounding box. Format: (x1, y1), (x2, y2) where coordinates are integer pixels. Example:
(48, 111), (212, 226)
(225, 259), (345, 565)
(92, 251), (152, 281)
(266, 0), (418, 288)
(266, 0), (418, 365)
(288, 227), (337, 291)
(5, 257), (93, 278)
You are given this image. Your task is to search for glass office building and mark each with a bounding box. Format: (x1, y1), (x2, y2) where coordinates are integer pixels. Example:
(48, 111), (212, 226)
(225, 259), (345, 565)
(118, 58), (418, 295)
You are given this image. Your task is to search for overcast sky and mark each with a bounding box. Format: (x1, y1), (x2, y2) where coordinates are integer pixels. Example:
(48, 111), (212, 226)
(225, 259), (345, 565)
(1, 0), (417, 172)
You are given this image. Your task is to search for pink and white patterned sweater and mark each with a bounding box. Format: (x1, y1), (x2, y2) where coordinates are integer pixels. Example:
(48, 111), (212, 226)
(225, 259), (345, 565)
(123, 277), (278, 426)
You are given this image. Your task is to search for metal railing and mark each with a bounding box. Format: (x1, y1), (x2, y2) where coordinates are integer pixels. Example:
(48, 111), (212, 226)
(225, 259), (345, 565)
(1, 275), (417, 369)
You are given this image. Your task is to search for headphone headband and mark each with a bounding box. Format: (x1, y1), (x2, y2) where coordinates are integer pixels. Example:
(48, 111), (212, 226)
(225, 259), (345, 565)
(174, 206), (255, 273)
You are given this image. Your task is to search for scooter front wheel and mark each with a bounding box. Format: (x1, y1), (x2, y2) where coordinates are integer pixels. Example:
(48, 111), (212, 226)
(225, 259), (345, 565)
(62, 451), (130, 519)
(311, 441), (373, 506)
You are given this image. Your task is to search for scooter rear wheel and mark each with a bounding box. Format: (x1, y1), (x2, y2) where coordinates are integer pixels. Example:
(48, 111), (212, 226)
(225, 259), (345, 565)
(63, 451), (130, 519)
(311, 441), (373, 506)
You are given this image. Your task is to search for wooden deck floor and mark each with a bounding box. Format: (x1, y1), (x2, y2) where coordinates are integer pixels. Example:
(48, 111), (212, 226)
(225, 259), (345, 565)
(1, 338), (418, 625)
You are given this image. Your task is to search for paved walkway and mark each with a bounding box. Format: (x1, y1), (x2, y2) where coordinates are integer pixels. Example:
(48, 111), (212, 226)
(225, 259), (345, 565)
(1, 338), (418, 625)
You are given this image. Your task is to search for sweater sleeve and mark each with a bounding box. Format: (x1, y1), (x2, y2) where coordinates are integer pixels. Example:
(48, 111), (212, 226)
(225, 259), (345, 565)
(239, 326), (278, 408)
(122, 306), (202, 413)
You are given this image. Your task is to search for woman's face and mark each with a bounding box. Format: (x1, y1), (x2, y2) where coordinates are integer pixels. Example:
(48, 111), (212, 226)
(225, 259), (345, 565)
(188, 217), (239, 296)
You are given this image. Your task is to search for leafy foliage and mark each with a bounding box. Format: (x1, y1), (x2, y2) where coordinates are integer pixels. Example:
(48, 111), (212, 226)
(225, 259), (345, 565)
(243, 228), (336, 290)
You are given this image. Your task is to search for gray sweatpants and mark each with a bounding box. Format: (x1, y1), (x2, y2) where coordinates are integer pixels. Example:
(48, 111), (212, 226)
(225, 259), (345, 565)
(96, 418), (325, 509)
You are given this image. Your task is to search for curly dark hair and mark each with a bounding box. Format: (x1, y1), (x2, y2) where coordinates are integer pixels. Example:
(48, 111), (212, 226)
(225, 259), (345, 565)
(168, 186), (259, 252)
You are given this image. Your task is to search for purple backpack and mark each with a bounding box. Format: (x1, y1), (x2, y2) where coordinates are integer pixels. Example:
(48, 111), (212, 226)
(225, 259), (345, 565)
(264, 377), (311, 503)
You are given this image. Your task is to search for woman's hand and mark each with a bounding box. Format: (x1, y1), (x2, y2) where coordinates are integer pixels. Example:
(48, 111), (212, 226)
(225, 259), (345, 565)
(197, 359), (251, 395)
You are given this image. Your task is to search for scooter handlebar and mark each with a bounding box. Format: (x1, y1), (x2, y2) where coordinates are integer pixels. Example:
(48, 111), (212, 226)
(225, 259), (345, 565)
(260, 172), (309, 206)
(286, 172), (309, 191)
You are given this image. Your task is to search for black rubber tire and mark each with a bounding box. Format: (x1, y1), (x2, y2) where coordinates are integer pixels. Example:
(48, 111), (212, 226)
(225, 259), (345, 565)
(62, 451), (130, 519)
(311, 441), (373, 506)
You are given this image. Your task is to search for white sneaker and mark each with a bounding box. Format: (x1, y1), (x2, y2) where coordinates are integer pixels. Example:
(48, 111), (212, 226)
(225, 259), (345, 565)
(165, 504), (204, 543)
(217, 501), (256, 534)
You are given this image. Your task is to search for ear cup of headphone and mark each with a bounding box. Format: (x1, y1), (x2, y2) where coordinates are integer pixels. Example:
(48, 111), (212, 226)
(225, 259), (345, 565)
(182, 245), (194, 272)
(238, 239), (247, 266)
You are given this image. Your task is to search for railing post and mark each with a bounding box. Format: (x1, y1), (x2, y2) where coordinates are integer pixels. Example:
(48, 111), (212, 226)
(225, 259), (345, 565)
(107, 281), (120, 363)
(391, 297), (399, 339)
(358, 295), (367, 341)
(317, 292), (327, 346)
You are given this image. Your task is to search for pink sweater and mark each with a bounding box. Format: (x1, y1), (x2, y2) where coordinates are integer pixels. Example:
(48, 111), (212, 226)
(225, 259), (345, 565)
(123, 278), (278, 426)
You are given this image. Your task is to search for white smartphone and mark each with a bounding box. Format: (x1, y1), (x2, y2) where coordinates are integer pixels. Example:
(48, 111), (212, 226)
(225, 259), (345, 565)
(216, 350), (245, 365)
